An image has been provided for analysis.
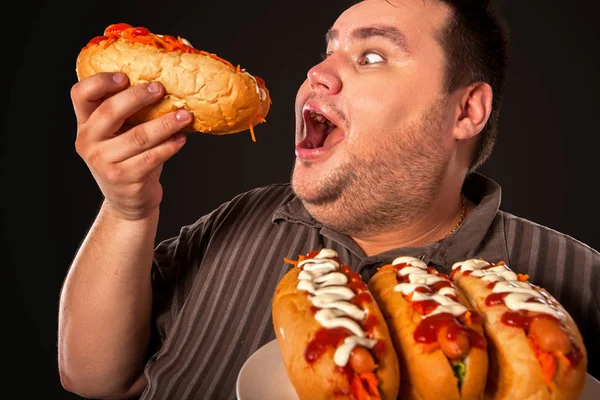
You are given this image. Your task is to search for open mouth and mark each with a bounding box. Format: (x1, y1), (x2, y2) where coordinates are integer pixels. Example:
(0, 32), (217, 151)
(298, 109), (339, 149)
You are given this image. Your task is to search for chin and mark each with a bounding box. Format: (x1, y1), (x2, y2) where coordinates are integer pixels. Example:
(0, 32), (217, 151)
(291, 170), (324, 205)
(291, 168), (318, 202)
(292, 161), (353, 209)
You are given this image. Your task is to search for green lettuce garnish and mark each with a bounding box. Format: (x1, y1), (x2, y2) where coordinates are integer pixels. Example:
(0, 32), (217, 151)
(451, 360), (466, 389)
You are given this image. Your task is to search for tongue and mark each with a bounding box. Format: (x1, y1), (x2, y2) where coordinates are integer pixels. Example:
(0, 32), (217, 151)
(323, 127), (343, 147)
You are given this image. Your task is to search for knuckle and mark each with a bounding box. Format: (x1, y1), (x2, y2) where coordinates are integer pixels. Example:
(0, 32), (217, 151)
(128, 128), (150, 149)
(105, 165), (124, 185)
(94, 103), (118, 125)
(160, 115), (176, 132)
(142, 149), (158, 166)
(86, 148), (103, 168)
(70, 83), (81, 102)
(74, 136), (86, 156)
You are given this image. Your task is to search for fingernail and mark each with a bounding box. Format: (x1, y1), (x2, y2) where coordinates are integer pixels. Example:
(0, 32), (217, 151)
(175, 133), (186, 143)
(147, 82), (162, 93)
(113, 72), (126, 83)
(176, 109), (190, 121)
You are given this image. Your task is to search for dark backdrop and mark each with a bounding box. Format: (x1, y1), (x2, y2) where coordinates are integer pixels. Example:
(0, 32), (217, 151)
(3, 0), (599, 398)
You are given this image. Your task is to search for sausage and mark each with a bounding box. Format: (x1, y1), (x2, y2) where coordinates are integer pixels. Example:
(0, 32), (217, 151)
(437, 324), (471, 361)
(349, 346), (376, 374)
(528, 316), (572, 354)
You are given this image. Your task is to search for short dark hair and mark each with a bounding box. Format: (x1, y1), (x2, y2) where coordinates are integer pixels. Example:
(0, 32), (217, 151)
(436, 0), (511, 173)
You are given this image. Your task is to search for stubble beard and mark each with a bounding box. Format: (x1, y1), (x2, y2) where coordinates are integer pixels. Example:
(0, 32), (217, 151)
(291, 100), (451, 237)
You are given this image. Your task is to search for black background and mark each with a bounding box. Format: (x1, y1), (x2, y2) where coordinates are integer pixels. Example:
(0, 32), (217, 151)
(3, 0), (599, 398)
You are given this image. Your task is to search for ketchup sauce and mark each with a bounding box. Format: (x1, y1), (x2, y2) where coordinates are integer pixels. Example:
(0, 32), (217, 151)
(430, 280), (453, 292)
(449, 266), (472, 280)
(413, 312), (486, 349)
(487, 281), (499, 290)
(412, 300), (440, 315)
(349, 292), (372, 308)
(485, 292), (509, 306)
(566, 341), (584, 367)
(305, 327), (350, 363)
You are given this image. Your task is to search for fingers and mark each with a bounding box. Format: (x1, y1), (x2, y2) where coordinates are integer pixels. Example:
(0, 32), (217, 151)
(104, 109), (192, 163)
(83, 81), (167, 143)
(71, 72), (130, 125)
(114, 130), (187, 182)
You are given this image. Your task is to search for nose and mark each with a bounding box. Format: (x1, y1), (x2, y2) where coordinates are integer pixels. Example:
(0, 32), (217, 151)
(307, 57), (342, 94)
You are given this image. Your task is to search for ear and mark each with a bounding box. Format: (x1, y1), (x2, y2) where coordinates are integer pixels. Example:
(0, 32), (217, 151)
(453, 82), (493, 140)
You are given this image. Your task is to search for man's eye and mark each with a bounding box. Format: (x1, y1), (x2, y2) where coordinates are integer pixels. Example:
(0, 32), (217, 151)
(358, 52), (385, 65)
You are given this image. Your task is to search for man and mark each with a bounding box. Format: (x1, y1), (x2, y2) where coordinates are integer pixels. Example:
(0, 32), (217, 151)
(58, 0), (600, 399)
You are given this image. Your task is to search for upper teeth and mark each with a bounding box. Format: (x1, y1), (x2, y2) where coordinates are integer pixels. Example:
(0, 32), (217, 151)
(310, 111), (334, 126)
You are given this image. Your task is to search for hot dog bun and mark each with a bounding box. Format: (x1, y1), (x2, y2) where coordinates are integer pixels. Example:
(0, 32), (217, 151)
(76, 23), (271, 137)
(369, 256), (488, 400)
(272, 249), (400, 400)
(450, 259), (587, 400)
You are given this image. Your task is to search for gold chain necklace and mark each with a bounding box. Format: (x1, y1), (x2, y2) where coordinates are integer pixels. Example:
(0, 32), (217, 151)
(448, 193), (466, 236)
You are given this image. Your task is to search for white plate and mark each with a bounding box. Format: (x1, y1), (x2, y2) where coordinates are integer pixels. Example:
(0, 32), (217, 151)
(236, 339), (299, 400)
(236, 339), (600, 400)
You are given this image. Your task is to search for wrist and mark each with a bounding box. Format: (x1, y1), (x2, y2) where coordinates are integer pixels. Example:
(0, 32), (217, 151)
(101, 199), (160, 223)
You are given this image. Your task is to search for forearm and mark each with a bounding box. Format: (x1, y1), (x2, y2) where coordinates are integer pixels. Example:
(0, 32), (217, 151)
(58, 200), (159, 397)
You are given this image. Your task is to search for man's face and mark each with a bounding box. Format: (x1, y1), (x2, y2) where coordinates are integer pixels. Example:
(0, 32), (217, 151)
(291, 0), (457, 235)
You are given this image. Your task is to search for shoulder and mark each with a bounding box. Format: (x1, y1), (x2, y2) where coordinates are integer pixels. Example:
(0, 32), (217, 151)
(498, 211), (600, 257)
(498, 210), (600, 264)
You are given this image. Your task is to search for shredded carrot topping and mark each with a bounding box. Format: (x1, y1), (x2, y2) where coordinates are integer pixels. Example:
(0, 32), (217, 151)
(528, 333), (557, 389)
(86, 23), (236, 70)
(283, 254), (306, 267)
(463, 311), (475, 327)
(517, 273), (530, 282)
(352, 372), (381, 400)
(554, 351), (571, 367)
(248, 123), (256, 142)
(283, 257), (298, 266)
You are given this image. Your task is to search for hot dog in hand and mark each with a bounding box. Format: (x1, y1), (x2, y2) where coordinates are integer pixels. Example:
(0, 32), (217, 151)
(272, 249), (400, 400)
(450, 259), (587, 399)
(76, 23), (271, 140)
(368, 256), (488, 400)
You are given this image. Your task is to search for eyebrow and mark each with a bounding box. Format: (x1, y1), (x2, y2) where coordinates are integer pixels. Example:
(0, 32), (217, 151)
(325, 24), (411, 53)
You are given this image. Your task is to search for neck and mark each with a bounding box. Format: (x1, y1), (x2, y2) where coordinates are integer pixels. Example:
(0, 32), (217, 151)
(352, 189), (472, 257)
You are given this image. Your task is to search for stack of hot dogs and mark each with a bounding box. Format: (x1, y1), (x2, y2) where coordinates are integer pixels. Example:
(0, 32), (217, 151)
(272, 249), (588, 400)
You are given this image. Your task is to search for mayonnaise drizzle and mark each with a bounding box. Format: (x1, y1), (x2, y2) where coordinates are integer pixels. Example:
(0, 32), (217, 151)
(297, 249), (376, 367)
(392, 256), (467, 318)
(451, 259), (562, 319)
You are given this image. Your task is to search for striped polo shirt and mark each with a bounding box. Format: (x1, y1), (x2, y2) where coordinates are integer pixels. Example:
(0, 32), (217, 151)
(140, 172), (599, 399)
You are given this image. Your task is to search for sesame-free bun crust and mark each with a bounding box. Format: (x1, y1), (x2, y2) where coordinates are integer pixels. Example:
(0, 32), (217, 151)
(451, 270), (587, 400)
(272, 265), (400, 400)
(368, 267), (488, 400)
(76, 37), (271, 134)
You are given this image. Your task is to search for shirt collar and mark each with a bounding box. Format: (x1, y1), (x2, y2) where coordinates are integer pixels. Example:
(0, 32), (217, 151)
(272, 172), (505, 272)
